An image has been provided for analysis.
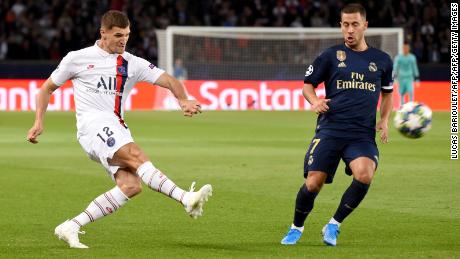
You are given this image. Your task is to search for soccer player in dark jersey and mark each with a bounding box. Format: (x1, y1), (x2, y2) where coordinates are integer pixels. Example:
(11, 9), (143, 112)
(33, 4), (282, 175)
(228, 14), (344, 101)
(281, 3), (393, 246)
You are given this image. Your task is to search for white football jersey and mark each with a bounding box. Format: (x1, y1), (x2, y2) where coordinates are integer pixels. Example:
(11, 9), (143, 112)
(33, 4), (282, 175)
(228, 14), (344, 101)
(50, 41), (165, 135)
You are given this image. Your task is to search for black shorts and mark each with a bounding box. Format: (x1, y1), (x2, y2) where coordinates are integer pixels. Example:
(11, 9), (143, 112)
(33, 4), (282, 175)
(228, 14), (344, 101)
(303, 132), (379, 184)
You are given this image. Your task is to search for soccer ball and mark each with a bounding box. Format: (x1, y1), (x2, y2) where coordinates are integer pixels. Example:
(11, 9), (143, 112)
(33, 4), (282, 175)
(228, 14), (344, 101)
(394, 102), (432, 138)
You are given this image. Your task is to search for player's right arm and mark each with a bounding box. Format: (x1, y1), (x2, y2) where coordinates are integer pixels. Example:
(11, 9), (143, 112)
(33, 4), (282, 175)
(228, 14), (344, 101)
(27, 78), (60, 144)
(303, 50), (330, 114)
(392, 55), (400, 82)
(155, 73), (201, 117)
(303, 83), (330, 114)
(27, 52), (76, 144)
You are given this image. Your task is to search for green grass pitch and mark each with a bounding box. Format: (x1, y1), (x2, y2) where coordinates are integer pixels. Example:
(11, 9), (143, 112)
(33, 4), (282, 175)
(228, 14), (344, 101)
(0, 111), (458, 258)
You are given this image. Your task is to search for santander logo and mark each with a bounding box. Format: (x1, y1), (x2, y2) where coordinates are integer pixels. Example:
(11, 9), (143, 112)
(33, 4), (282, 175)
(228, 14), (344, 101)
(191, 81), (325, 110)
(0, 79), (327, 111)
(0, 80), (138, 111)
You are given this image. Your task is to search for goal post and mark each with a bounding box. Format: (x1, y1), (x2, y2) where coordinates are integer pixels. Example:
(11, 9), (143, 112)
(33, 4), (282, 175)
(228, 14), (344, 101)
(158, 26), (403, 80)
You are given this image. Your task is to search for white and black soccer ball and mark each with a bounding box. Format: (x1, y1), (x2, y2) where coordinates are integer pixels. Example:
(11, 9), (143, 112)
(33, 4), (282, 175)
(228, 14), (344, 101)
(394, 102), (432, 139)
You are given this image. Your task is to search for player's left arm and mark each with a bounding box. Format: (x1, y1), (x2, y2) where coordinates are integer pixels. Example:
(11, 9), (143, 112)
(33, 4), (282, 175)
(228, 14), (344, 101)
(376, 92), (392, 143)
(155, 73), (201, 117)
(412, 55), (421, 87)
(134, 57), (201, 117)
(376, 56), (394, 143)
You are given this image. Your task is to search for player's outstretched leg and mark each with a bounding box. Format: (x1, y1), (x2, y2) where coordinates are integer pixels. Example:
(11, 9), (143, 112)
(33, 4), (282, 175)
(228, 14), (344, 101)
(136, 161), (212, 219)
(184, 181), (213, 219)
(323, 178), (370, 246)
(281, 184), (318, 245)
(54, 220), (88, 249)
(55, 186), (129, 248)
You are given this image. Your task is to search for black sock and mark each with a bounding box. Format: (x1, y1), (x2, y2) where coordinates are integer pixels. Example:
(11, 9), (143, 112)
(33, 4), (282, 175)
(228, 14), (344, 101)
(293, 184), (318, 227)
(333, 178), (370, 223)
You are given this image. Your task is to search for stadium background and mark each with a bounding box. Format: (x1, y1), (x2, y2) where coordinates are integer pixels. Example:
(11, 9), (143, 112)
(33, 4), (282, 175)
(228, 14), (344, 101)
(0, 0), (451, 111)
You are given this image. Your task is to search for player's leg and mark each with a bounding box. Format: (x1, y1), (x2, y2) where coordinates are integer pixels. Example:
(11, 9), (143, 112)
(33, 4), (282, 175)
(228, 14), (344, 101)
(323, 141), (378, 246)
(281, 172), (327, 245)
(55, 168), (132, 249)
(293, 172), (327, 228)
(281, 135), (342, 245)
(407, 80), (415, 102)
(332, 157), (375, 222)
(109, 142), (212, 218)
(399, 82), (407, 106)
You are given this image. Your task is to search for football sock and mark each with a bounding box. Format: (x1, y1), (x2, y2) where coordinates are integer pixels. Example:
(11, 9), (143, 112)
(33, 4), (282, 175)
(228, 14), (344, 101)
(409, 91), (414, 102)
(70, 186), (129, 228)
(332, 178), (370, 223)
(136, 161), (189, 206)
(291, 224), (304, 232)
(293, 184), (318, 227)
(328, 217), (341, 226)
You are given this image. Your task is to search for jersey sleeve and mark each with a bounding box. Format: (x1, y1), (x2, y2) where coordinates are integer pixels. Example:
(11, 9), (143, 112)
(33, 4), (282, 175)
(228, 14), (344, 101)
(50, 52), (77, 86)
(133, 56), (165, 84)
(381, 55), (394, 93)
(304, 51), (330, 87)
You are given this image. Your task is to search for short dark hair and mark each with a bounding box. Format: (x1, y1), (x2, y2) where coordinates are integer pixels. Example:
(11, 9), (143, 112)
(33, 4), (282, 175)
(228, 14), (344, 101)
(101, 10), (130, 30)
(341, 3), (366, 20)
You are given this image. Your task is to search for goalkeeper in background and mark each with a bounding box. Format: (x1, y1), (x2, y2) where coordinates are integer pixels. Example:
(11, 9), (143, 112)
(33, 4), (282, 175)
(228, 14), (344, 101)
(393, 42), (420, 105)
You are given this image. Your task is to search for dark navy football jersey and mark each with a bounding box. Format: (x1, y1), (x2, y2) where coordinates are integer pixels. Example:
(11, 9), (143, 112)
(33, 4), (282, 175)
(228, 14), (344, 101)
(304, 44), (393, 138)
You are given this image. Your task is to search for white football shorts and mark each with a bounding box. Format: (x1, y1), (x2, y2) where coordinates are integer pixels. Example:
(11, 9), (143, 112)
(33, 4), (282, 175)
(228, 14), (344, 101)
(77, 114), (134, 180)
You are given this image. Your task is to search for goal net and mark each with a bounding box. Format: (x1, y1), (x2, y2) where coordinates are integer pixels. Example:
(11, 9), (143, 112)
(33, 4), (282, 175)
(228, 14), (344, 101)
(157, 27), (403, 80)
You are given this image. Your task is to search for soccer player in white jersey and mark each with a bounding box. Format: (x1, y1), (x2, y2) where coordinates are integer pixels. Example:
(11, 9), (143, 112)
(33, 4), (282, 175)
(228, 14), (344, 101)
(26, 10), (212, 249)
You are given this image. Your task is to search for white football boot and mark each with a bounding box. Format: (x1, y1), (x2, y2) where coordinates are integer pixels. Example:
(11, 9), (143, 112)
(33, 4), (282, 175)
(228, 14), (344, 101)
(184, 182), (213, 219)
(54, 220), (88, 249)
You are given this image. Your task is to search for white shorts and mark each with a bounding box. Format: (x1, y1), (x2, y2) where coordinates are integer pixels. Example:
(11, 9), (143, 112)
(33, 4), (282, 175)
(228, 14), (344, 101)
(77, 114), (134, 180)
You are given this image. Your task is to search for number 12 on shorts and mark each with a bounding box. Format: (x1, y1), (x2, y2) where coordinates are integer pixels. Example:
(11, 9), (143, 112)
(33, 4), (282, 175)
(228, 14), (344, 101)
(97, 127), (114, 143)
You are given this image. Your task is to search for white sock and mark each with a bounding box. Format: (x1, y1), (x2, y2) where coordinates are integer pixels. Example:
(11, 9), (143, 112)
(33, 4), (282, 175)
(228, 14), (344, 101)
(70, 186), (129, 228)
(329, 217), (341, 226)
(136, 161), (189, 206)
(291, 224), (304, 232)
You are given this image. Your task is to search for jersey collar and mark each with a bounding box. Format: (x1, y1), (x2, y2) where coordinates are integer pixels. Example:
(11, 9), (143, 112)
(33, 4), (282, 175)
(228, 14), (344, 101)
(94, 40), (114, 57)
(343, 42), (370, 53)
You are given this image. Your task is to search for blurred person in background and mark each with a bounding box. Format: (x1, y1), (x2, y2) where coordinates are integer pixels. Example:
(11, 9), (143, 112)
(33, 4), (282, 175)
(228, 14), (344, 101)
(394, 42), (420, 105)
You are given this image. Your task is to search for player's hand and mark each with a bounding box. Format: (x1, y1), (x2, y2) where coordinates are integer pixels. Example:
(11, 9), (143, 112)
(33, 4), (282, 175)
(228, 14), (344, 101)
(376, 120), (389, 143)
(179, 99), (202, 117)
(27, 122), (43, 144)
(311, 99), (330, 114)
(415, 81), (421, 88)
